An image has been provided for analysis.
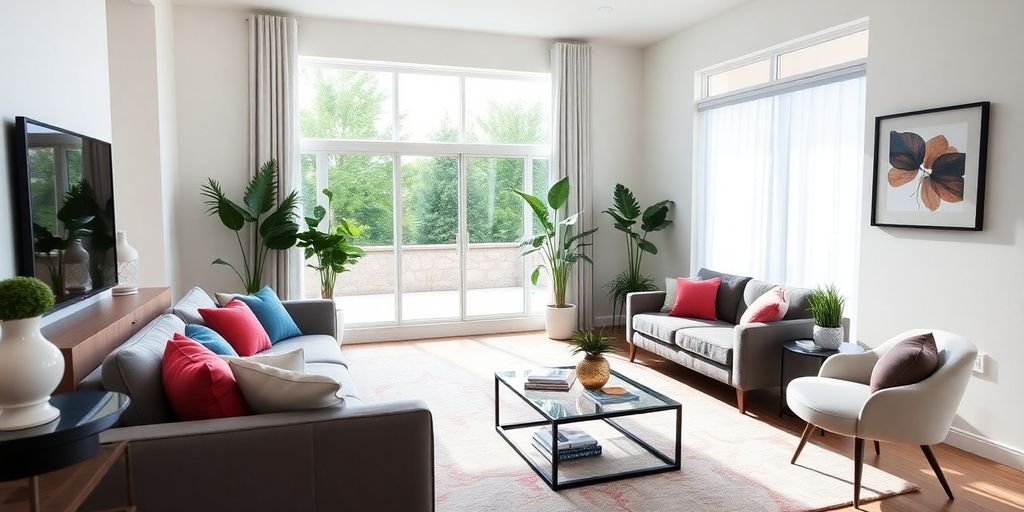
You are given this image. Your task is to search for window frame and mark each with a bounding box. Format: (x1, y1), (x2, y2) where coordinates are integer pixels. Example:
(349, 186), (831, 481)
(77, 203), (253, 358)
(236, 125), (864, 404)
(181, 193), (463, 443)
(298, 57), (552, 330)
(697, 19), (868, 108)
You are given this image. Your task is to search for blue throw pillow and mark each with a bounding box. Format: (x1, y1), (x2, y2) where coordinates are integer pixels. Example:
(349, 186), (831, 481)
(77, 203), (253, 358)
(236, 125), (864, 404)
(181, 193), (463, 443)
(184, 324), (239, 357)
(234, 286), (302, 344)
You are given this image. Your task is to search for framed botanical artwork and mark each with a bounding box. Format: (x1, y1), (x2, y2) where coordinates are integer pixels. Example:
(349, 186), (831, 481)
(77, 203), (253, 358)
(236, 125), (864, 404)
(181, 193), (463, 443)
(871, 101), (990, 230)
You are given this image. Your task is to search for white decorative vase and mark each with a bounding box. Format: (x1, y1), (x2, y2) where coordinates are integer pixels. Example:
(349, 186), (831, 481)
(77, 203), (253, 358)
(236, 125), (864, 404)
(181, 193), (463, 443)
(813, 325), (844, 350)
(0, 317), (65, 430)
(545, 304), (578, 340)
(112, 230), (139, 296)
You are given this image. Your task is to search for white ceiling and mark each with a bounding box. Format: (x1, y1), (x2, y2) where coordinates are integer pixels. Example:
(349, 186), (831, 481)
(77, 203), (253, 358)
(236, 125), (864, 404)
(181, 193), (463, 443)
(171, 0), (751, 47)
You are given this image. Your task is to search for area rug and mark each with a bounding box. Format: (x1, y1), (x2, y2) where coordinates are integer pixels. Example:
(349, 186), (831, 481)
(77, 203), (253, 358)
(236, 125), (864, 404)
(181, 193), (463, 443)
(342, 332), (918, 511)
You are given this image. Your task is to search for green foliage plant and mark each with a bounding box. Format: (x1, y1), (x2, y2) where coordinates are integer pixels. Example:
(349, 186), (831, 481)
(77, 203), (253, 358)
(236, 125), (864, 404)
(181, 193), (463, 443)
(0, 277), (56, 321)
(602, 184), (672, 325)
(201, 160), (300, 294)
(296, 189), (366, 299)
(568, 328), (618, 357)
(807, 285), (845, 328)
(32, 182), (98, 295)
(512, 177), (597, 308)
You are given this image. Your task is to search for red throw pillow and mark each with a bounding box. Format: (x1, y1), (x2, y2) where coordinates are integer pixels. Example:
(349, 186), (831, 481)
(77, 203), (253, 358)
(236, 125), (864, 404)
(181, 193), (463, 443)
(739, 286), (790, 324)
(199, 299), (272, 356)
(668, 277), (721, 320)
(162, 335), (249, 421)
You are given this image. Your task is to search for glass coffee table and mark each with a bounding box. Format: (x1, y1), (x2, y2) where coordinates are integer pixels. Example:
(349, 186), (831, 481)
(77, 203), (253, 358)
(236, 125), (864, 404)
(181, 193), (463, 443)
(495, 367), (681, 490)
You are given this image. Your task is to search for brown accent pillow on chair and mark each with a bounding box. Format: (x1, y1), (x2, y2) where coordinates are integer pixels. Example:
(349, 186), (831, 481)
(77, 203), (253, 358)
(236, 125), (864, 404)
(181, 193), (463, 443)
(869, 332), (939, 393)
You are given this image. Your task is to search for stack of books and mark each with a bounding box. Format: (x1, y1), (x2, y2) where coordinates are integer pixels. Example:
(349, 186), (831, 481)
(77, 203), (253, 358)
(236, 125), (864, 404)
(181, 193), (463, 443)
(532, 427), (602, 462)
(524, 368), (576, 391)
(583, 386), (640, 405)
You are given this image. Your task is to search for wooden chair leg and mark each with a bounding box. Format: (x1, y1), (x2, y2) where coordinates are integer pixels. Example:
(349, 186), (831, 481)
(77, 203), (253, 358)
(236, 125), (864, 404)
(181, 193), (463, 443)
(628, 342), (637, 362)
(791, 423), (815, 464)
(854, 438), (865, 508)
(921, 445), (955, 500)
(874, 440), (881, 455)
(736, 389), (747, 414)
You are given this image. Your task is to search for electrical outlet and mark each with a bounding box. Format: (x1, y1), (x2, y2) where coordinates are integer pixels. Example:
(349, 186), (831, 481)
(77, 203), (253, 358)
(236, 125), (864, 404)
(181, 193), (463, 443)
(973, 353), (986, 375)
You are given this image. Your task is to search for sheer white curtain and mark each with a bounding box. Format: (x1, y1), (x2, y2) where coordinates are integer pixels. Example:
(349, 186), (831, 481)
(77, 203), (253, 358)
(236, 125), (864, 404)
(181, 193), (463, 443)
(694, 76), (866, 314)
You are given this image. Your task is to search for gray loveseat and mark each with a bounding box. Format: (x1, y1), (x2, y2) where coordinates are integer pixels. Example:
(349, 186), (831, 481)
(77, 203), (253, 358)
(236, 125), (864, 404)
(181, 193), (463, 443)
(626, 268), (848, 414)
(81, 287), (434, 512)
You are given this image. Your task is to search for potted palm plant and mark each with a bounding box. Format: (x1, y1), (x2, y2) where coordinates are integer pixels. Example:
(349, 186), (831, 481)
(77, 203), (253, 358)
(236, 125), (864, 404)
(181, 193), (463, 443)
(296, 189), (365, 300)
(512, 177), (597, 340)
(569, 329), (617, 390)
(808, 285), (845, 349)
(0, 277), (63, 430)
(200, 160), (300, 294)
(602, 184), (672, 325)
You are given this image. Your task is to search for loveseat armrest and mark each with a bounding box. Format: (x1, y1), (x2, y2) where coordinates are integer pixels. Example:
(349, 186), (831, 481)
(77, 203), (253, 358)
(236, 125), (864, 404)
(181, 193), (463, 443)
(625, 291), (666, 343)
(818, 351), (878, 385)
(93, 401), (433, 512)
(283, 299), (337, 339)
(733, 318), (815, 391)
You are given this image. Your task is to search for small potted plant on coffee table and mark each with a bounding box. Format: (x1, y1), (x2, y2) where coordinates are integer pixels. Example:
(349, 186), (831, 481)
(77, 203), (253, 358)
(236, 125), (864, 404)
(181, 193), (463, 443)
(807, 284), (845, 350)
(569, 329), (618, 390)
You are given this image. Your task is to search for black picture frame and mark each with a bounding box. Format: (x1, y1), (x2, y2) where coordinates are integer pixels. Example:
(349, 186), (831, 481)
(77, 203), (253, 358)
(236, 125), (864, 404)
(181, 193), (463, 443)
(870, 101), (989, 231)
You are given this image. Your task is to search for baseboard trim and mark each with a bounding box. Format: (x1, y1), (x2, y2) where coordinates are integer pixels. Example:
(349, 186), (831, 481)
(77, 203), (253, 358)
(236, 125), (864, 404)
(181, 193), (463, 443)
(593, 314), (616, 327)
(945, 427), (1024, 471)
(343, 316), (545, 344)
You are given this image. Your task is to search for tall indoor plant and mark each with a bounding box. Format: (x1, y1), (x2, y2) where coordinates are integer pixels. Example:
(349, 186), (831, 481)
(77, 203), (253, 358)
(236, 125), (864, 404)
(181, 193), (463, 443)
(512, 177), (597, 339)
(0, 277), (63, 431)
(296, 189), (365, 300)
(602, 184), (672, 325)
(807, 284), (845, 349)
(201, 159), (300, 294)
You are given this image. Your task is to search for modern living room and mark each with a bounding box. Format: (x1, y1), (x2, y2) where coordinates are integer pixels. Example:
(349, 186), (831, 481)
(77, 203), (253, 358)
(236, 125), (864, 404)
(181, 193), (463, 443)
(1, 0), (1023, 511)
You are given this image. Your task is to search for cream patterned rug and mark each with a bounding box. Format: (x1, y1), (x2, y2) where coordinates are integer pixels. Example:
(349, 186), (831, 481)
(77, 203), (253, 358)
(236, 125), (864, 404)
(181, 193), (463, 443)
(343, 332), (917, 512)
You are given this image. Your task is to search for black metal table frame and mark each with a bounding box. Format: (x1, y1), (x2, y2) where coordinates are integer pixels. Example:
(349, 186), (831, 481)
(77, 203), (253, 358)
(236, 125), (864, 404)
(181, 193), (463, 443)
(494, 370), (682, 491)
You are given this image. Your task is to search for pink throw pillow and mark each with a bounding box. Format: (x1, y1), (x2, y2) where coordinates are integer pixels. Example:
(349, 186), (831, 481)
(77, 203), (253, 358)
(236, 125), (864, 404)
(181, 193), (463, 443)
(198, 299), (272, 356)
(162, 335), (249, 421)
(739, 286), (789, 324)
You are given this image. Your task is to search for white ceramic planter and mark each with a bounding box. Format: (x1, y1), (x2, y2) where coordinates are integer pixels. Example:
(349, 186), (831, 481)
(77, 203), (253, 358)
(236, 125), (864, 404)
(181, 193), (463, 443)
(0, 317), (64, 430)
(813, 325), (844, 350)
(545, 304), (577, 340)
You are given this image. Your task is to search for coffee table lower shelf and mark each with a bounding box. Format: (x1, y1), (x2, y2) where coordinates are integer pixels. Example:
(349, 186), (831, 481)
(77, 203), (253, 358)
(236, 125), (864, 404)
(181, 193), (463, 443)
(495, 375), (681, 491)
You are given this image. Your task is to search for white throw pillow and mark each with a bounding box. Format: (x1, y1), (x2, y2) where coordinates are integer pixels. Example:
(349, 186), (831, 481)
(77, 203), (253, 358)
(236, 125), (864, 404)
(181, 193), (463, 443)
(225, 354), (343, 414)
(661, 277), (682, 312)
(223, 348), (305, 372)
(215, 292), (236, 307)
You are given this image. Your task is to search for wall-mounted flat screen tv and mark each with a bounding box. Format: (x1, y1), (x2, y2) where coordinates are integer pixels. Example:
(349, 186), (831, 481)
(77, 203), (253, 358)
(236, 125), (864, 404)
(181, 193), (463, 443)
(12, 117), (117, 314)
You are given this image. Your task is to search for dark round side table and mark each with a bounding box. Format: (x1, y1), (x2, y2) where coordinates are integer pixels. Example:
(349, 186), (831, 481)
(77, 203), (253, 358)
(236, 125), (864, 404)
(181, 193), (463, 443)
(0, 391), (130, 511)
(779, 340), (864, 417)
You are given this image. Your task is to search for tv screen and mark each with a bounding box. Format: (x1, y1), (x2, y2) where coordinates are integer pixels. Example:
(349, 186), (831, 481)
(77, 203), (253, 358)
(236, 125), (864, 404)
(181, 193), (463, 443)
(12, 117), (117, 314)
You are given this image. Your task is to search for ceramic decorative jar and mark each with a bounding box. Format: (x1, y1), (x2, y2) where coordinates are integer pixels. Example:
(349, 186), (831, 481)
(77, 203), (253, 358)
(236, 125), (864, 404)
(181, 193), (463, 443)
(576, 355), (611, 390)
(113, 230), (139, 296)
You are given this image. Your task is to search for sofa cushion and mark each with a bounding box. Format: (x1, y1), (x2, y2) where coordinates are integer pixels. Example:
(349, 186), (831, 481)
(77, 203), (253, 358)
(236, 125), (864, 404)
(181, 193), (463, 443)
(102, 314), (185, 426)
(739, 286), (789, 325)
(869, 332), (939, 393)
(199, 299), (272, 356)
(172, 287), (217, 325)
(307, 362), (361, 401)
(234, 286), (303, 344)
(739, 279), (814, 321)
(675, 326), (735, 366)
(261, 335), (348, 367)
(163, 335), (250, 421)
(668, 277), (721, 320)
(696, 268), (752, 324)
(632, 313), (730, 344)
(184, 324), (238, 356)
(225, 356), (343, 414)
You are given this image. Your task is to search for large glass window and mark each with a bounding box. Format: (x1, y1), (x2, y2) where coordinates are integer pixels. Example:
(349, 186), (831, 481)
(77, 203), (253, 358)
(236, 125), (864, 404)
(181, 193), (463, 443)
(298, 59), (551, 327)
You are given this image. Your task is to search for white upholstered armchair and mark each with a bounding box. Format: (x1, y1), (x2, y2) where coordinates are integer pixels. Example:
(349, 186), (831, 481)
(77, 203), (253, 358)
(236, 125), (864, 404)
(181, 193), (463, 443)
(786, 329), (977, 507)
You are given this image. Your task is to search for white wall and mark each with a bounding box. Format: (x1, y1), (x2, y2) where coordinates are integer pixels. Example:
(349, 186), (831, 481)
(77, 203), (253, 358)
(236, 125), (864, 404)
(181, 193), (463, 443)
(173, 6), (643, 321)
(643, 0), (1024, 467)
(0, 0), (113, 279)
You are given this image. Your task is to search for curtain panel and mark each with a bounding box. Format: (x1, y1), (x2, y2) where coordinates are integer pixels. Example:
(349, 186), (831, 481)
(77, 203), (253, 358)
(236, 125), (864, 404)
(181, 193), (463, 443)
(551, 41), (593, 328)
(248, 14), (301, 299)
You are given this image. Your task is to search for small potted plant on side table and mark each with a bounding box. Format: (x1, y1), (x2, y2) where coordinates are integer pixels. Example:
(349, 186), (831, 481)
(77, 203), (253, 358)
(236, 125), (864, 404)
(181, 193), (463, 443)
(0, 277), (63, 430)
(807, 285), (845, 350)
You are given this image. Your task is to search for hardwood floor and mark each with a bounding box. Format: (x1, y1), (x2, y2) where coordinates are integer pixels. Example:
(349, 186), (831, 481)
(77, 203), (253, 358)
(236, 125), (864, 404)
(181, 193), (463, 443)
(588, 329), (1024, 512)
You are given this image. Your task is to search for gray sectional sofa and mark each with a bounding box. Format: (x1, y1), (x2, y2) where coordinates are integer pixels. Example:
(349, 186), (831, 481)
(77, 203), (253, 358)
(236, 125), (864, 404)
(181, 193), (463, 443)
(626, 268), (848, 413)
(81, 287), (434, 512)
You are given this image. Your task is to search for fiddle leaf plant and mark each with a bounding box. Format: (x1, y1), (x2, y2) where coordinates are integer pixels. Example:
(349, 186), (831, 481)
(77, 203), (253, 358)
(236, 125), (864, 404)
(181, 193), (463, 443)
(296, 189), (366, 299)
(511, 177), (597, 308)
(201, 159), (300, 294)
(603, 184), (672, 325)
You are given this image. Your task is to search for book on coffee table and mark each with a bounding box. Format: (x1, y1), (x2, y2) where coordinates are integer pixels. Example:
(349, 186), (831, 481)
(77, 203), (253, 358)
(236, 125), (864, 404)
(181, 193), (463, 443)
(532, 427), (602, 462)
(583, 387), (640, 405)
(524, 368), (576, 391)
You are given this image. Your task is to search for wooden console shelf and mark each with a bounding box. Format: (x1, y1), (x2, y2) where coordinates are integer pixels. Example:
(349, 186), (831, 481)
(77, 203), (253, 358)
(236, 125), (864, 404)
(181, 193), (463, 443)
(43, 287), (171, 392)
